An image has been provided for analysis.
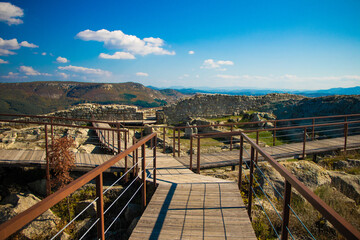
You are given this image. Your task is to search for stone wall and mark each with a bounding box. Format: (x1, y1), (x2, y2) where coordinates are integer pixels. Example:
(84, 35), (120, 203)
(46, 103), (143, 121)
(163, 93), (304, 124)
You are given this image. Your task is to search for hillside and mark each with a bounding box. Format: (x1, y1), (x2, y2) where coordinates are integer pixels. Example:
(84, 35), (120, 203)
(0, 81), (188, 115)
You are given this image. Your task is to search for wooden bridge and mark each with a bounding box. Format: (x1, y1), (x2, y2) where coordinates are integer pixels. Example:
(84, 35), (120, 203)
(1, 114), (360, 240)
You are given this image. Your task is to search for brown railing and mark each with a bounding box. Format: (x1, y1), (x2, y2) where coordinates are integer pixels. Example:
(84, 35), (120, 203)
(171, 113), (360, 157)
(190, 119), (360, 173)
(0, 132), (157, 240)
(238, 132), (360, 240)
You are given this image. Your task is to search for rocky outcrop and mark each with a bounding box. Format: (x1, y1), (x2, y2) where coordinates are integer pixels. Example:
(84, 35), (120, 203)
(0, 192), (60, 239)
(163, 93), (304, 124)
(328, 172), (360, 204)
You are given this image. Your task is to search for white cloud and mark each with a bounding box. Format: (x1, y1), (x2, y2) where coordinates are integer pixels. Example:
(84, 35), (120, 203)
(1, 72), (27, 79)
(0, 58), (9, 64)
(188, 50), (195, 55)
(41, 52), (46, 56)
(58, 65), (111, 77)
(58, 72), (69, 79)
(20, 41), (39, 48)
(201, 59), (234, 70)
(136, 72), (149, 77)
(76, 29), (175, 56)
(19, 66), (51, 76)
(0, 37), (38, 56)
(19, 66), (41, 76)
(56, 56), (69, 63)
(99, 52), (135, 59)
(0, 2), (23, 25)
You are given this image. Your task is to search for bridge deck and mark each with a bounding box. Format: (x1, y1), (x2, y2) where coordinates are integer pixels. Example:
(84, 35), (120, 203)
(175, 134), (360, 169)
(130, 151), (256, 240)
(0, 149), (121, 171)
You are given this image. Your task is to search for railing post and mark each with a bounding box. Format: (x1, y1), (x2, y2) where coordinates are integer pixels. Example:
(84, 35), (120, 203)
(163, 127), (166, 153)
(141, 144), (146, 210)
(312, 118), (315, 140)
(135, 144), (139, 175)
(132, 137), (136, 177)
(178, 128), (181, 157)
(96, 173), (105, 240)
(112, 129), (115, 152)
(256, 130), (259, 163)
(45, 124), (51, 196)
(50, 118), (54, 146)
(197, 137), (201, 174)
(153, 136), (157, 187)
(344, 123), (348, 155)
(190, 135), (193, 170)
(303, 127), (307, 159)
(117, 123), (121, 153)
(107, 129), (109, 148)
(248, 146), (255, 221)
(281, 180), (292, 240)
(173, 128), (176, 157)
(273, 120), (277, 146)
(230, 125), (233, 151)
(125, 131), (128, 182)
(238, 135), (243, 190)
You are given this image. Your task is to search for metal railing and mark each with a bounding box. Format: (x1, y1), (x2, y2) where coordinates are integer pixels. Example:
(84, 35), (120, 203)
(190, 119), (360, 172)
(0, 132), (157, 240)
(238, 132), (360, 240)
(170, 113), (360, 157)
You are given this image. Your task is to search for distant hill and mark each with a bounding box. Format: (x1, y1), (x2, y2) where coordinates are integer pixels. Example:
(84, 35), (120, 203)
(149, 86), (360, 97)
(0, 81), (188, 115)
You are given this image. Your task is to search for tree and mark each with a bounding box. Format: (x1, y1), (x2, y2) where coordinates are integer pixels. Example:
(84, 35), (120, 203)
(49, 136), (76, 190)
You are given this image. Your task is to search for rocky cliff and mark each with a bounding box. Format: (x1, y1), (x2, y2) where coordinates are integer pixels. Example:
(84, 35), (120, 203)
(163, 93), (304, 124)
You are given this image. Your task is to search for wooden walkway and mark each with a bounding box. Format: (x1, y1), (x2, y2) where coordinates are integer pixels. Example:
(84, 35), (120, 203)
(175, 135), (360, 169)
(130, 151), (256, 240)
(0, 149), (123, 172)
(93, 123), (256, 239)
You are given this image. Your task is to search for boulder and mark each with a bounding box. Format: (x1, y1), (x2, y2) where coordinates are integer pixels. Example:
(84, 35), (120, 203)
(28, 179), (47, 196)
(328, 172), (360, 204)
(184, 122), (193, 138)
(75, 200), (97, 219)
(0, 192), (60, 239)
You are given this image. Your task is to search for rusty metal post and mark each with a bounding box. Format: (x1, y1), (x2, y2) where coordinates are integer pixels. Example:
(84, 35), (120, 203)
(132, 137), (136, 177)
(190, 135), (193, 170)
(173, 128), (176, 157)
(50, 118), (54, 146)
(273, 120), (277, 146)
(238, 135), (243, 190)
(178, 129), (180, 157)
(197, 137), (201, 174)
(256, 130), (259, 163)
(150, 128), (154, 149)
(153, 136), (157, 187)
(45, 124), (51, 196)
(344, 123), (348, 155)
(96, 173), (105, 240)
(125, 131), (128, 182)
(248, 146), (255, 221)
(112, 129), (114, 152)
(141, 128), (143, 138)
(135, 145), (139, 175)
(107, 130), (109, 147)
(128, 129), (130, 142)
(312, 118), (315, 140)
(281, 180), (292, 240)
(163, 127), (166, 153)
(230, 125), (233, 151)
(303, 127), (307, 159)
(141, 144), (146, 210)
(117, 123), (121, 154)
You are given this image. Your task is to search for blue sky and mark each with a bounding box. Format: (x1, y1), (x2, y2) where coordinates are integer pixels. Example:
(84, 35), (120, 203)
(0, 0), (359, 90)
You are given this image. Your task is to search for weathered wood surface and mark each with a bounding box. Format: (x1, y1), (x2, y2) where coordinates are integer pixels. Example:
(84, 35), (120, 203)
(175, 135), (360, 169)
(130, 151), (256, 240)
(0, 149), (122, 171)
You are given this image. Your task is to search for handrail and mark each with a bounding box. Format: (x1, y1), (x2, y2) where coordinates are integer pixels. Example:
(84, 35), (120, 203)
(0, 113), (128, 126)
(240, 132), (360, 240)
(0, 132), (157, 240)
(193, 119), (360, 138)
